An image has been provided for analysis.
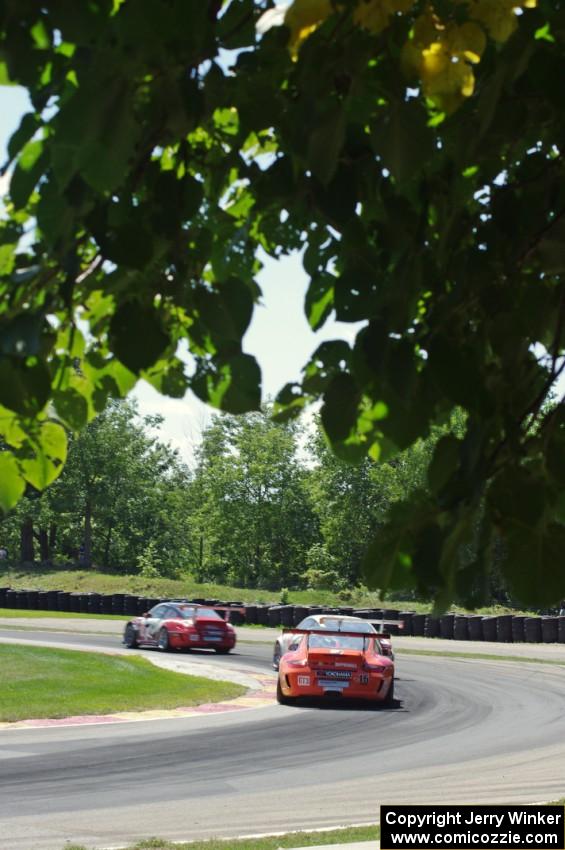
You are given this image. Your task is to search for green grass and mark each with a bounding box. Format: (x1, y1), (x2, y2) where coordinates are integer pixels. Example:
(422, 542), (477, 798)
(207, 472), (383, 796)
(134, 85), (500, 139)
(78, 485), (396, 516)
(0, 565), (539, 616)
(59, 824), (379, 850)
(0, 644), (245, 722)
(397, 647), (565, 666)
(0, 607), (125, 620)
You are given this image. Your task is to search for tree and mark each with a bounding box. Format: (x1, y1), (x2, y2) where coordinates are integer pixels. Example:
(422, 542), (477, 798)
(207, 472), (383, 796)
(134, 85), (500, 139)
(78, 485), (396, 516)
(306, 420), (433, 586)
(1, 1), (564, 606)
(191, 409), (317, 588)
(0, 399), (194, 572)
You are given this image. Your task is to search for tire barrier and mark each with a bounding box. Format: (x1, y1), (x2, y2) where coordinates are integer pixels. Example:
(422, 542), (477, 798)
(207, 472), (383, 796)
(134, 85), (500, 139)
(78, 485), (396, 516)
(5, 589), (17, 608)
(291, 605), (310, 626)
(481, 616), (497, 642)
(15, 590), (29, 609)
(453, 615), (469, 641)
(26, 590), (39, 610)
(424, 615), (440, 638)
(496, 614), (513, 643)
(111, 593), (125, 615)
(227, 609), (245, 626)
(88, 593), (102, 615)
(243, 604), (258, 624)
(511, 616), (525, 643)
(58, 591), (71, 612)
(524, 617), (543, 643)
(0, 585), (563, 644)
(123, 595), (138, 616)
(467, 615), (484, 641)
(279, 605), (294, 627)
(267, 605), (282, 628)
(541, 617), (558, 644)
(439, 614), (455, 639)
(411, 613), (426, 636)
(398, 611), (415, 636)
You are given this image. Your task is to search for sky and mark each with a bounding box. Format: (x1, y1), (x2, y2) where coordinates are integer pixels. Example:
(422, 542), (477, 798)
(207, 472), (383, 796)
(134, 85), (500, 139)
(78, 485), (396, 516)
(0, 86), (358, 461)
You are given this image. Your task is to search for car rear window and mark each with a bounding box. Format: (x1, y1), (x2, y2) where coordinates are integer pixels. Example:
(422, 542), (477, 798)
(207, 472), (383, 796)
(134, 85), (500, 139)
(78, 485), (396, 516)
(309, 634), (369, 651)
(318, 618), (375, 634)
(195, 607), (222, 620)
(176, 606), (197, 619)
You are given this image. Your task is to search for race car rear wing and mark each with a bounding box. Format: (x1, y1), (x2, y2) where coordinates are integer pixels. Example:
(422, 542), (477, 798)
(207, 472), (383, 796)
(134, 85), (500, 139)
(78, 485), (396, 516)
(281, 628), (391, 649)
(369, 619), (405, 632)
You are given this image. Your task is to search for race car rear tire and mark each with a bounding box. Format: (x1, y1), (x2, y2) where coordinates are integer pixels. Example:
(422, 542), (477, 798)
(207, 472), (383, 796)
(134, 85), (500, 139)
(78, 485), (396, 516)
(214, 647), (231, 654)
(272, 644), (281, 671)
(382, 677), (395, 706)
(276, 677), (291, 705)
(158, 628), (171, 652)
(123, 624), (138, 649)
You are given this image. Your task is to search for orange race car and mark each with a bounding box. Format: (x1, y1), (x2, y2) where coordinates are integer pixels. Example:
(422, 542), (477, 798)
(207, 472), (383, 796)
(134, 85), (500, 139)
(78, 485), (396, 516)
(276, 628), (395, 706)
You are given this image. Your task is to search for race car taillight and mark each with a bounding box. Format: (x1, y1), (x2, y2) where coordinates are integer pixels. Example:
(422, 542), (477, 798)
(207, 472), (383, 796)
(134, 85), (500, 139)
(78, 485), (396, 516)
(287, 659), (308, 667)
(363, 662), (388, 673)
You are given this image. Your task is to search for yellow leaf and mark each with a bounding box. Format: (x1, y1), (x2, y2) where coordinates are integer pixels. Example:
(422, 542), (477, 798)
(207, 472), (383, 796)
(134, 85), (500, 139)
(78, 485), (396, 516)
(284, 0), (334, 53)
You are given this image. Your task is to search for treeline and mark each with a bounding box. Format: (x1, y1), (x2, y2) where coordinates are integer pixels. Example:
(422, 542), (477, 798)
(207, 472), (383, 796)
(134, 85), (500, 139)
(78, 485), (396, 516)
(1, 399), (488, 598)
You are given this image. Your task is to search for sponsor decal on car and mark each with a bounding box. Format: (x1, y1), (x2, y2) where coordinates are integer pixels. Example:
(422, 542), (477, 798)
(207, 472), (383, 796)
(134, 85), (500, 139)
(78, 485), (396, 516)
(297, 676), (311, 686)
(315, 670), (352, 680)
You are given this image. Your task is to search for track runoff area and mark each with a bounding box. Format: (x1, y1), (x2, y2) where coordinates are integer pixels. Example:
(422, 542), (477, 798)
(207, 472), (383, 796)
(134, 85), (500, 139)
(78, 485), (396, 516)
(381, 806), (564, 849)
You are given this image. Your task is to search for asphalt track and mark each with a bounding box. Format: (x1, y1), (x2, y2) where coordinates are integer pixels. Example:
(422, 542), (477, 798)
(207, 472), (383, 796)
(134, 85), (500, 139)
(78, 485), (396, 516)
(1, 628), (565, 850)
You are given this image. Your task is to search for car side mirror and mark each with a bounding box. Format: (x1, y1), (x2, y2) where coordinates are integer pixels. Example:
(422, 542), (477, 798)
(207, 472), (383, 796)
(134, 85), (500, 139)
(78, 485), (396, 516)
(142, 612), (150, 618)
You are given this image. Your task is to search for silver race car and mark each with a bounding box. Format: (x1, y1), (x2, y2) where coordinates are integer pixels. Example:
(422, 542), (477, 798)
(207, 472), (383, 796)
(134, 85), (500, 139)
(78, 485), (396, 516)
(272, 613), (398, 670)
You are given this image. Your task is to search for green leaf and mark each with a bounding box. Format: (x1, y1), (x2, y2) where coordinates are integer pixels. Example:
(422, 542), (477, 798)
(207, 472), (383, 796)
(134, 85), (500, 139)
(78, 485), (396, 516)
(7, 113), (40, 162)
(0, 313), (44, 357)
(371, 100), (434, 183)
(305, 274), (334, 331)
(0, 452), (25, 513)
(502, 520), (565, 606)
(321, 373), (359, 443)
(195, 278), (254, 343)
(21, 421), (68, 490)
(0, 357), (51, 416)
(363, 507), (415, 592)
(82, 90), (138, 193)
(53, 387), (89, 430)
(0, 61), (15, 86)
(428, 335), (491, 415)
(192, 353), (261, 414)
(109, 302), (169, 374)
(220, 352), (262, 413)
(488, 466), (547, 527)
(0, 244), (16, 276)
(144, 359), (188, 399)
(307, 104), (345, 185)
(428, 435), (460, 495)
(10, 139), (46, 209)
(0, 406), (26, 448)
(217, 0), (256, 49)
